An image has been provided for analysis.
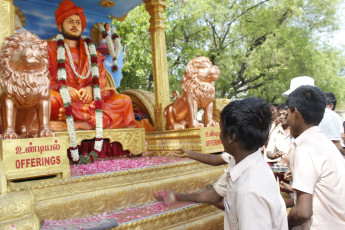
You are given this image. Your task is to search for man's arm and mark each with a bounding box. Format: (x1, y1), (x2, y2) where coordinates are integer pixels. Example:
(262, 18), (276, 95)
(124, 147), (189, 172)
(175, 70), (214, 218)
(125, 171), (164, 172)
(288, 190), (312, 228)
(154, 188), (224, 209)
(175, 147), (226, 166)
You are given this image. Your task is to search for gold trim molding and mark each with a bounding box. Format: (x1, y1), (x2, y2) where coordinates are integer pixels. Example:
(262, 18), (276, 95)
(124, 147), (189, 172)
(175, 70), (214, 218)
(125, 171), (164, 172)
(146, 126), (224, 155)
(0, 0), (14, 46)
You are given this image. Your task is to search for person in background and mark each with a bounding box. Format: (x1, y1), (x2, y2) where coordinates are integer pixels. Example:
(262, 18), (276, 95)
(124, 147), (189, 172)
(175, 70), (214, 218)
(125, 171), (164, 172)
(323, 92), (345, 155)
(283, 76), (344, 156)
(285, 85), (345, 229)
(265, 103), (292, 165)
(269, 103), (280, 135)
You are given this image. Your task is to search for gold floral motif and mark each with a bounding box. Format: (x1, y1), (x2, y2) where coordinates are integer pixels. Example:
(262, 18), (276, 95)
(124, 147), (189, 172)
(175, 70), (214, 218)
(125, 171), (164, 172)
(0, 190), (39, 229)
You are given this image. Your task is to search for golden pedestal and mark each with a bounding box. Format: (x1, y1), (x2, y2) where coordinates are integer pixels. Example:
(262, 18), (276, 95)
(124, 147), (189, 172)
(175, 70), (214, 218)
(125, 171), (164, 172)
(146, 126), (224, 155)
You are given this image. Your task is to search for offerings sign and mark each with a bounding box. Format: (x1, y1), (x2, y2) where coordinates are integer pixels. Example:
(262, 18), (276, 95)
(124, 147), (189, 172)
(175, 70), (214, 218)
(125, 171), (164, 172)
(202, 127), (223, 153)
(0, 136), (70, 181)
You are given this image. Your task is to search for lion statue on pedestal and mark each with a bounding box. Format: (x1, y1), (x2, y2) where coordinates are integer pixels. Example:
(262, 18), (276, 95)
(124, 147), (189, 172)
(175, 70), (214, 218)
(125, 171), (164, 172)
(0, 31), (54, 139)
(164, 56), (220, 130)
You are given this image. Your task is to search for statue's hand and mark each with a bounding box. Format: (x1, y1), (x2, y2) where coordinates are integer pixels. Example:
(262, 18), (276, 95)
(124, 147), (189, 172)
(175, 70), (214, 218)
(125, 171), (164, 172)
(67, 86), (81, 102)
(79, 86), (93, 104)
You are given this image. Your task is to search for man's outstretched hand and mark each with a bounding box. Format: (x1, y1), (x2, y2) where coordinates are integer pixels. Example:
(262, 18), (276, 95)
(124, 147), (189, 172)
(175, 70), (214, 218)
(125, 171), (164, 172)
(154, 190), (178, 205)
(174, 147), (194, 158)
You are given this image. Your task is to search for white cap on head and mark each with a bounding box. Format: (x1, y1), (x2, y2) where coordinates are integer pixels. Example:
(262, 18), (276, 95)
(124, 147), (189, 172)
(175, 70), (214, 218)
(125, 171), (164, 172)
(282, 76), (315, 97)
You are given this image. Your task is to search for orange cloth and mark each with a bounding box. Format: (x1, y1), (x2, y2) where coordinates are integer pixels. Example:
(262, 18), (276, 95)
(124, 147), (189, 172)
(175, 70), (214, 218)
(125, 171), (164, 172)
(55, 0), (86, 31)
(135, 119), (155, 132)
(47, 39), (136, 129)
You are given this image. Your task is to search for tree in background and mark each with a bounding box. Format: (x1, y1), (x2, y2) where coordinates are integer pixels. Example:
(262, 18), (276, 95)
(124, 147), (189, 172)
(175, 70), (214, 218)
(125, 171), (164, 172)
(113, 0), (345, 105)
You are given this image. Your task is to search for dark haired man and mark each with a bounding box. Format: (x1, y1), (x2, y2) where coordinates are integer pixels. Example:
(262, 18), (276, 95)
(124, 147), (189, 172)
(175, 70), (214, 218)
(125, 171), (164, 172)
(285, 86), (345, 229)
(221, 98), (287, 230)
(155, 98), (288, 229)
(265, 103), (293, 164)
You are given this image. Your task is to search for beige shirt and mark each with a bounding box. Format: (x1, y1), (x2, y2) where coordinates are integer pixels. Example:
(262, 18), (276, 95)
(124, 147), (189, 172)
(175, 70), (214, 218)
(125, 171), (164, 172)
(290, 126), (345, 230)
(264, 123), (293, 163)
(224, 150), (288, 230)
(214, 152), (235, 197)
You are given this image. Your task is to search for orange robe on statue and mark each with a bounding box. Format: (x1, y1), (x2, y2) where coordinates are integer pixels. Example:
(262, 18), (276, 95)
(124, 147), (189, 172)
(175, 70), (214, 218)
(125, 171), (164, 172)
(47, 39), (136, 129)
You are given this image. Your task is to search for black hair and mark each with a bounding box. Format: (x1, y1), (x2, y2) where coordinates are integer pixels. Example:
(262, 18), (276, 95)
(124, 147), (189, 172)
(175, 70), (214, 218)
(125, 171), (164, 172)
(220, 98), (272, 151)
(325, 92), (337, 110)
(269, 103), (279, 109)
(286, 85), (326, 125)
(278, 103), (288, 111)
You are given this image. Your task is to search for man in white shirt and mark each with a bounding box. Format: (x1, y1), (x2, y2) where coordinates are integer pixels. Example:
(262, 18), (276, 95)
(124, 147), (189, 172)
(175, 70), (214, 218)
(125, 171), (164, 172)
(285, 85), (345, 229)
(283, 76), (344, 155)
(265, 103), (293, 164)
(322, 92), (345, 155)
(220, 98), (287, 230)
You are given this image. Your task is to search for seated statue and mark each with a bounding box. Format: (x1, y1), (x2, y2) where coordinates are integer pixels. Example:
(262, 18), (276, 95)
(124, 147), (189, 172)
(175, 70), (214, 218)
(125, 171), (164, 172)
(48, 0), (136, 130)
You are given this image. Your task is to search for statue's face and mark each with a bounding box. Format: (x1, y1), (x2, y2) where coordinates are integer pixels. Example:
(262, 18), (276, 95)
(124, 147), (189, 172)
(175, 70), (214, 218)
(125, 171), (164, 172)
(60, 14), (83, 39)
(105, 23), (110, 31)
(10, 41), (45, 71)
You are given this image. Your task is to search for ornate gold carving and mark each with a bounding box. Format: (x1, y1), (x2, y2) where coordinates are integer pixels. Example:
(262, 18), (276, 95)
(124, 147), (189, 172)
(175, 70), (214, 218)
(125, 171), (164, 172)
(146, 127), (224, 155)
(143, 0), (170, 131)
(100, 0), (115, 8)
(6, 160), (223, 220)
(114, 203), (224, 230)
(122, 89), (155, 124)
(0, 159), (7, 195)
(213, 98), (232, 122)
(0, 0), (14, 47)
(110, 14), (128, 22)
(0, 190), (40, 230)
(55, 128), (145, 155)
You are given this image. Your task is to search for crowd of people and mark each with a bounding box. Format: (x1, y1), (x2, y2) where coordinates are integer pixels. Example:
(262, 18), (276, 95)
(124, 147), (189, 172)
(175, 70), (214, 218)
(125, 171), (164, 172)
(155, 76), (345, 229)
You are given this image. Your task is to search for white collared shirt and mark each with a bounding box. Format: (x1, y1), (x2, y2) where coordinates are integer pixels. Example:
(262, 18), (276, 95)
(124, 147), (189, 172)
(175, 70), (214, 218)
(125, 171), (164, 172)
(290, 126), (345, 230)
(224, 150), (288, 230)
(214, 152), (235, 197)
(319, 108), (342, 141)
(265, 123), (293, 163)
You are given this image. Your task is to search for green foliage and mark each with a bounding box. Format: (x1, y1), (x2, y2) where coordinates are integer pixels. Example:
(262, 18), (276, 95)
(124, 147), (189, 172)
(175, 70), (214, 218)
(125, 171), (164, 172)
(114, 0), (345, 105)
(111, 5), (153, 92)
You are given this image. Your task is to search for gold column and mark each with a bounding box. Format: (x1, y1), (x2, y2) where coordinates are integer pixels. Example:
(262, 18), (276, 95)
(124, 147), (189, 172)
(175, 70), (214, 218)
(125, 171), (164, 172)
(144, 0), (170, 131)
(0, 0), (14, 46)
